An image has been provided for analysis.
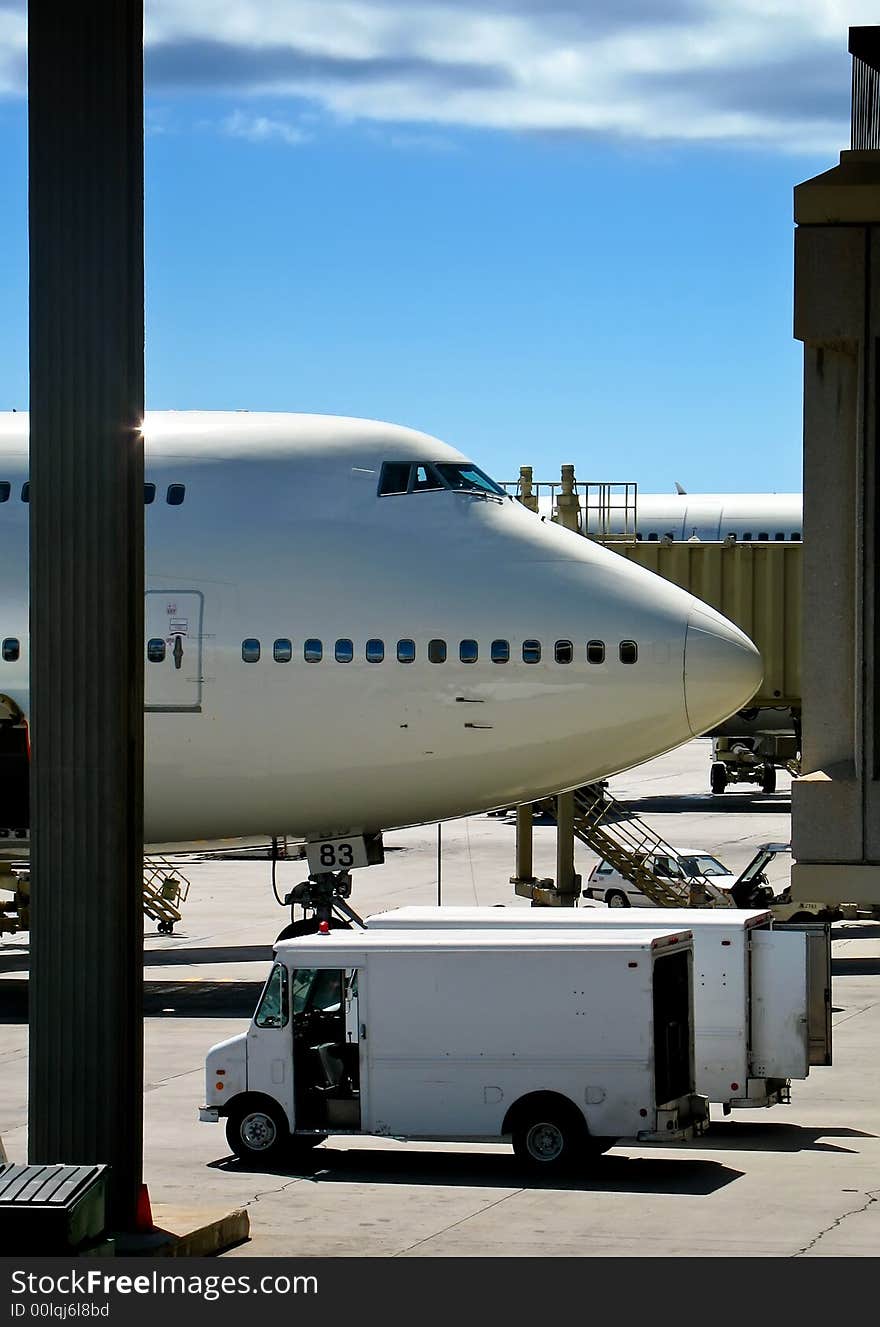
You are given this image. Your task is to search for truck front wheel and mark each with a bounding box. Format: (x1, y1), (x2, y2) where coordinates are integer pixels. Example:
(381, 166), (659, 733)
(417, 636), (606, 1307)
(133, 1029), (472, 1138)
(226, 1096), (290, 1165)
(511, 1101), (587, 1173)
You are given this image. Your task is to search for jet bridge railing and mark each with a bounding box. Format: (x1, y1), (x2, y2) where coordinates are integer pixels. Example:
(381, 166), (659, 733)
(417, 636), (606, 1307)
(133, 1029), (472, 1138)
(502, 467), (638, 542)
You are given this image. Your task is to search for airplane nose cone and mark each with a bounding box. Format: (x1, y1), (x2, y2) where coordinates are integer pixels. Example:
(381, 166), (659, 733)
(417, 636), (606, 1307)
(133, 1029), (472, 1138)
(684, 608), (763, 737)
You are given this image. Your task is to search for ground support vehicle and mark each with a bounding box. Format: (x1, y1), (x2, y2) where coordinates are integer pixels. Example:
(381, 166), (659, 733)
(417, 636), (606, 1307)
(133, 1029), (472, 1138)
(367, 906), (833, 1112)
(201, 926), (708, 1172)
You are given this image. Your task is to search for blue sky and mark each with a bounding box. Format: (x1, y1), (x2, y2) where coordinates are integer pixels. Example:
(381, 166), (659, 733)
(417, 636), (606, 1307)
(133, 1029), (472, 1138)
(0, 2), (864, 490)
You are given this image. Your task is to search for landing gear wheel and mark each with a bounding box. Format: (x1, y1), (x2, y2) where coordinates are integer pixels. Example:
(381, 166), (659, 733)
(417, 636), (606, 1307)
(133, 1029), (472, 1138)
(710, 762), (728, 795)
(605, 890), (629, 908)
(226, 1097), (290, 1164)
(157, 919), (174, 935)
(512, 1103), (587, 1174)
(275, 916), (351, 945)
(761, 763), (777, 794)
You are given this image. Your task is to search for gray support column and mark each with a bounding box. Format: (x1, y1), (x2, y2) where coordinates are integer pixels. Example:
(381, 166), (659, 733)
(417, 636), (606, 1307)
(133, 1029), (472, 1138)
(28, 3), (145, 1228)
(555, 792), (577, 904)
(515, 804), (534, 883)
(791, 28), (880, 907)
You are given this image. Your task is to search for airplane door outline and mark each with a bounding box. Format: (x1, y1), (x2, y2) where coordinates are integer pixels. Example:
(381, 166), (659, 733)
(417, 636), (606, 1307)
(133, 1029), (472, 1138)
(145, 590), (204, 713)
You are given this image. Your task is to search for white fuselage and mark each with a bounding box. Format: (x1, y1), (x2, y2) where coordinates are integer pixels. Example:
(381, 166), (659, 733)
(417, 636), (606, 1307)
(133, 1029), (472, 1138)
(0, 412), (762, 844)
(537, 492), (803, 543)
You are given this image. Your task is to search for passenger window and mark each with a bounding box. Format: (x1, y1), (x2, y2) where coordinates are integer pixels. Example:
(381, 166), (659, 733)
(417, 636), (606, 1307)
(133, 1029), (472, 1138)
(2, 638), (20, 663)
(428, 639), (447, 663)
(742, 532), (752, 541)
(555, 640), (573, 665)
(758, 531), (769, 541)
(411, 464), (443, 492)
(335, 638), (353, 663)
(366, 639), (385, 663)
(397, 639), (416, 663)
(522, 640), (541, 664)
(791, 532), (801, 541)
(304, 639), (323, 663)
(274, 638), (292, 663)
(242, 638), (261, 663)
(254, 963), (288, 1029)
(491, 640), (509, 664)
(0, 482), (10, 502)
(635, 532), (643, 541)
(619, 640), (638, 665)
(144, 483), (156, 505)
(648, 532), (657, 541)
(587, 640), (605, 664)
(21, 483), (29, 503)
(774, 532), (785, 541)
(146, 638), (166, 663)
(166, 484), (186, 506)
(459, 639), (478, 663)
(378, 462), (411, 496)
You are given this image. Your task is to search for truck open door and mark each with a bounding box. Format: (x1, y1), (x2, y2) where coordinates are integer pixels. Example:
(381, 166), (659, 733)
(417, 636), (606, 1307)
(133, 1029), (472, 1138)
(749, 928), (832, 1079)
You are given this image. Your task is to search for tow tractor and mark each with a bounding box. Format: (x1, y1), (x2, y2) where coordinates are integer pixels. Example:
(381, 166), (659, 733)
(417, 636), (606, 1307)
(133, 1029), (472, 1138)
(730, 842), (856, 923)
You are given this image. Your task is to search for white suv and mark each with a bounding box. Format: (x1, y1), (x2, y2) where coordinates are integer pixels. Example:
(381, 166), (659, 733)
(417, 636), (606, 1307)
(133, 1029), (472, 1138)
(585, 849), (736, 908)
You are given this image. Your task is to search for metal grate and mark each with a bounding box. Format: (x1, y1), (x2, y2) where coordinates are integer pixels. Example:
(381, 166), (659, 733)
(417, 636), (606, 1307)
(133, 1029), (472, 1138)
(850, 28), (880, 149)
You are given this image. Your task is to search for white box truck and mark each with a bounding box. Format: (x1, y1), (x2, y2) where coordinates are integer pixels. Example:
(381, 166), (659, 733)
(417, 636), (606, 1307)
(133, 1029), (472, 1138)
(200, 926), (708, 1173)
(366, 906), (833, 1112)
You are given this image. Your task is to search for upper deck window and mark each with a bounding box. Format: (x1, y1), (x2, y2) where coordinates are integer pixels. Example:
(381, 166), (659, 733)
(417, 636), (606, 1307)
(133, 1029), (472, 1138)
(0, 482), (9, 502)
(335, 639), (354, 663)
(167, 484), (186, 506)
(366, 639), (385, 663)
(2, 638), (20, 662)
(459, 639), (478, 663)
(491, 640), (509, 663)
(428, 639), (447, 663)
(397, 639), (416, 663)
(144, 483), (156, 505)
(21, 483), (29, 503)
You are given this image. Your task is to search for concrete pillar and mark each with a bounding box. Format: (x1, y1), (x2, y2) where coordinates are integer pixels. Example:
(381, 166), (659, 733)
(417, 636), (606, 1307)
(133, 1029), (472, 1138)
(517, 466), (538, 513)
(791, 27), (880, 906)
(28, 2), (145, 1227)
(555, 464), (581, 532)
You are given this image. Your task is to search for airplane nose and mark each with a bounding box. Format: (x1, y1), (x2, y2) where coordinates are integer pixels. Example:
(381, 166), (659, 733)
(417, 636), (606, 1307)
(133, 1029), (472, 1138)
(684, 608), (763, 737)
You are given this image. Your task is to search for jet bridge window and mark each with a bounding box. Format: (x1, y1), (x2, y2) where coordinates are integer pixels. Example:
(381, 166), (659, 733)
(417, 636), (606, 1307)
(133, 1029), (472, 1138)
(166, 484), (186, 506)
(254, 963), (288, 1029)
(522, 640), (541, 664)
(491, 640), (509, 663)
(0, 482), (10, 502)
(619, 640), (638, 665)
(304, 639), (323, 663)
(274, 638), (292, 663)
(2, 639), (20, 663)
(242, 638), (261, 663)
(144, 483), (156, 505)
(459, 639), (478, 663)
(366, 639), (385, 663)
(587, 640), (605, 664)
(555, 640), (573, 664)
(428, 639), (447, 663)
(397, 639), (416, 663)
(146, 639), (166, 663)
(335, 639), (354, 663)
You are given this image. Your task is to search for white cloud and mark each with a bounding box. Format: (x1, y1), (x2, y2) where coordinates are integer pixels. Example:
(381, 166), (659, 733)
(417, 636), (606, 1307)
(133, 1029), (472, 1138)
(4, 1), (872, 152)
(220, 108), (311, 145)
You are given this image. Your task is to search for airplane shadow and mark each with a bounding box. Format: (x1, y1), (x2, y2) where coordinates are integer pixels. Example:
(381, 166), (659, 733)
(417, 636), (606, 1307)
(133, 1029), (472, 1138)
(612, 794), (791, 817)
(695, 1122), (874, 1154)
(210, 1145), (741, 1197)
(0, 942), (275, 977)
(832, 956), (880, 976)
(0, 978), (262, 1023)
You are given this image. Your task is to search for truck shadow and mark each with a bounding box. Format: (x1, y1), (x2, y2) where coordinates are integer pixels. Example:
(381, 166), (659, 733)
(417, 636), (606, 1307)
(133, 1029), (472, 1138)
(212, 1147), (741, 1196)
(0, 978), (264, 1023)
(831, 957), (880, 975)
(612, 794), (790, 816)
(694, 1122), (873, 1153)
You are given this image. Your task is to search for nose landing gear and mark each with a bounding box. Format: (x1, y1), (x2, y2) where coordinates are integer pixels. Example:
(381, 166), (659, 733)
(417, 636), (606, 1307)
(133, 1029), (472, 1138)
(274, 870), (366, 944)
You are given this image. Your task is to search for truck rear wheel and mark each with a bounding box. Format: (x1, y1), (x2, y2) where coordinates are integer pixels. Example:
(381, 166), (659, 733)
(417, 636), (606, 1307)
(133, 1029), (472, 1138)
(226, 1096), (290, 1165)
(761, 763), (777, 794)
(710, 762), (728, 794)
(511, 1101), (587, 1173)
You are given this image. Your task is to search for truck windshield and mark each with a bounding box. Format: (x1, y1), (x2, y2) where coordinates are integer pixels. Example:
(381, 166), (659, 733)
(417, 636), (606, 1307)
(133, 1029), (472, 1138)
(254, 963), (288, 1028)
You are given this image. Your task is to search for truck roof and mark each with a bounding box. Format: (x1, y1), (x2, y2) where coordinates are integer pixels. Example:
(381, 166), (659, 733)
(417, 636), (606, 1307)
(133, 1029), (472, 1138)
(366, 906), (772, 930)
(274, 925), (693, 961)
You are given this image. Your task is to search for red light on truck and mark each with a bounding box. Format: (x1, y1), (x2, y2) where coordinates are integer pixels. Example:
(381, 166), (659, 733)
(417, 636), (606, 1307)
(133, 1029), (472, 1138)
(639, 1109), (648, 1117)
(731, 1083), (739, 1092)
(319, 921), (330, 934)
(216, 1082), (224, 1091)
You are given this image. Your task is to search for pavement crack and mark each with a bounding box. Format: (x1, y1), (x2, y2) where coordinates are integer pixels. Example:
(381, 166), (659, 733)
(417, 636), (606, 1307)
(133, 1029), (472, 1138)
(241, 1176), (307, 1206)
(392, 1187), (525, 1257)
(792, 1189), (879, 1257)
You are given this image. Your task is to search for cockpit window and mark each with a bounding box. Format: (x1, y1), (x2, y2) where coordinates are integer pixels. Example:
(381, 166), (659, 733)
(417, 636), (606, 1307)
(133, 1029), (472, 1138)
(434, 463), (505, 496)
(378, 460), (504, 498)
(378, 462), (412, 496)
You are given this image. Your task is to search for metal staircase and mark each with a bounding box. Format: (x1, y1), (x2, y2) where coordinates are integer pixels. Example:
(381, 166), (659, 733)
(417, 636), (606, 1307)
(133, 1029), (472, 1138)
(561, 784), (733, 908)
